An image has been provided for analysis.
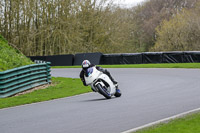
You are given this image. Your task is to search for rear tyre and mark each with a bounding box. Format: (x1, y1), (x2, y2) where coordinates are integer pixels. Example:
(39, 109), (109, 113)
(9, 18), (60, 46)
(114, 88), (121, 97)
(96, 84), (111, 99)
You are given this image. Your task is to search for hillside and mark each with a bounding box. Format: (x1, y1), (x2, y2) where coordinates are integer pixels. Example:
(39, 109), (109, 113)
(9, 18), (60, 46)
(0, 35), (33, 72)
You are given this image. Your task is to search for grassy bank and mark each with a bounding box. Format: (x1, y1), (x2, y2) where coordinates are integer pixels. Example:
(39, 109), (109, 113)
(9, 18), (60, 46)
(52, 63), (200, 69)
(136, 112), (200, 133)
(0, 35), (33, 71)
(0, 77), (91, 109)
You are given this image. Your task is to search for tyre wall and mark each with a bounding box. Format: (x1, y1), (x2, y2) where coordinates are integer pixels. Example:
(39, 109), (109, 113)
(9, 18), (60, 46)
(28, 51), (200, 66)
(29, 54), (74, 66)
(73, 52), (102, 65)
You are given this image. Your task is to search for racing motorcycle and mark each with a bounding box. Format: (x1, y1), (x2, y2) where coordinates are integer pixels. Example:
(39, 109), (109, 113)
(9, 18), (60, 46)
(84, 66), (121, 99)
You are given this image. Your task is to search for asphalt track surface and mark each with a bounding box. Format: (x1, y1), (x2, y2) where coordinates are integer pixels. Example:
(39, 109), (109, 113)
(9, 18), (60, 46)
(1, 68), (200, 133)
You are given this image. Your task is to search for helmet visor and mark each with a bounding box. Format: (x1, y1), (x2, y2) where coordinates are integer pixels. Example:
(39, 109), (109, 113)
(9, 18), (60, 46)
(82, 63), (89, 68)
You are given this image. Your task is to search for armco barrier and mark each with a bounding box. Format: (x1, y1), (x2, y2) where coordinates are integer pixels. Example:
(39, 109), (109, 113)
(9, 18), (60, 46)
(0, 62), (51, 98)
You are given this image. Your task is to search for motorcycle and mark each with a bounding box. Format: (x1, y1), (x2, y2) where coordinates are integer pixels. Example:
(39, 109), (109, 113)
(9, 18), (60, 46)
(84, 66), (121, 99)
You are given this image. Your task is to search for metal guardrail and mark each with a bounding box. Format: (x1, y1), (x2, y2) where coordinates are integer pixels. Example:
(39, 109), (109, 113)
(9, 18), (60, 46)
(0, 62), (51, 98)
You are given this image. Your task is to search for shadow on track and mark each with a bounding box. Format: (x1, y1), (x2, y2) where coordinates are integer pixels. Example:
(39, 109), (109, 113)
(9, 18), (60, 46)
(81, 97), (119, 102)
(82, 98), (107, 102)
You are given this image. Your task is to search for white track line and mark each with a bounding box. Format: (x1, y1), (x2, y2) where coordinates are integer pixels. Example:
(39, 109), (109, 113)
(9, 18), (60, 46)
(122, 107), (200, 133)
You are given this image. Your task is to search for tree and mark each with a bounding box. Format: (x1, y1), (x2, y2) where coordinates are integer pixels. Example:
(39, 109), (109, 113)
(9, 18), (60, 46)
(152, 2), (200, 51)
(1, 0), (200, 56)
(124, 0), (199, 52)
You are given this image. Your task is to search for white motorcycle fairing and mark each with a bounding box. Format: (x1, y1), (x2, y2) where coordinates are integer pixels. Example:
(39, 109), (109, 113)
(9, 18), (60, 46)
(84, 67), (116, 96)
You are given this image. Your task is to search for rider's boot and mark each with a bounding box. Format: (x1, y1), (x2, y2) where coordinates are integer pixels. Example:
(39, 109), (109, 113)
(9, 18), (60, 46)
(115, 84), (120, 93)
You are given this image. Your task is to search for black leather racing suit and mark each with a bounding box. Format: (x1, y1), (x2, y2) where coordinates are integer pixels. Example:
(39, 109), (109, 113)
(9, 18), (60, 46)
(79, 64), (117, 86)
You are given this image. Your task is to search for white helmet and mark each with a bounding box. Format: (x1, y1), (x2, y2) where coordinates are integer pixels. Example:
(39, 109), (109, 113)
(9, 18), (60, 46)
(82, 60), (91, 69)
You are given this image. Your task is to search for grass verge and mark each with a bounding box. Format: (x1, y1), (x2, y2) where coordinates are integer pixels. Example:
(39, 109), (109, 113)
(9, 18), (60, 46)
(135, 112), (200, 133)
(52, 63), (200, 69)
(0, 77), (91, 109)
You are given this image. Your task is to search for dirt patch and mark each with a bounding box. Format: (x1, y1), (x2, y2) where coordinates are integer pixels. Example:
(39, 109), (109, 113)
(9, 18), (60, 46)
(13, 83), (52, 97)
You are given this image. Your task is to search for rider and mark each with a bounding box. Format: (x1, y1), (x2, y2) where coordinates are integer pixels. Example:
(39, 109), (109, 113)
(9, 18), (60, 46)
(80, 60), (118, 89)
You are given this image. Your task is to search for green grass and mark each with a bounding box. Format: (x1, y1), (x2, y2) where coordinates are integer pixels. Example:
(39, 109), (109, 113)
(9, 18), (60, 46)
(52, 63), (200, 69)
(0, 35), (33, 72)
(135, 112), (200, 133)
(0, 77), (91, 109)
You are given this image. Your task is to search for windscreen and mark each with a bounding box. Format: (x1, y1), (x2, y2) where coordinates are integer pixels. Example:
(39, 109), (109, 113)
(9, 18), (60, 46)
(86, 67), (93, 77)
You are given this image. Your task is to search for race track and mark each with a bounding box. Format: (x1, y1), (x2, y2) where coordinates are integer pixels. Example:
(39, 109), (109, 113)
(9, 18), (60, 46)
(1, 68), (200, 133)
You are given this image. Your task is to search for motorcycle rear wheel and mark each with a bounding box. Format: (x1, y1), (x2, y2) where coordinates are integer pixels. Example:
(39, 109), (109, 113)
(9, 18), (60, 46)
(114, 89), (121, 97)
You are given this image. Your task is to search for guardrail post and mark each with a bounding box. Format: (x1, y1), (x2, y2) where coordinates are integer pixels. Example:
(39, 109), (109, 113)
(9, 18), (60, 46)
(46, 62), (51, 84)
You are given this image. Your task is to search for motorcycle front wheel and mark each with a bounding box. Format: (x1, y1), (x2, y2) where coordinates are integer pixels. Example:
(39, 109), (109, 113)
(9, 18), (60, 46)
(96, 84), (111, 99)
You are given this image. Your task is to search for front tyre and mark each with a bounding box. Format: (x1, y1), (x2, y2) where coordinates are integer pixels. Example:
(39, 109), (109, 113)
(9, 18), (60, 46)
(96, 84), (111, 99)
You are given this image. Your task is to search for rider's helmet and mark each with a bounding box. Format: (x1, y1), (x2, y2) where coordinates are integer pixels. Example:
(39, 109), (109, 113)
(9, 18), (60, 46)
(82, 60), (91, 70)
